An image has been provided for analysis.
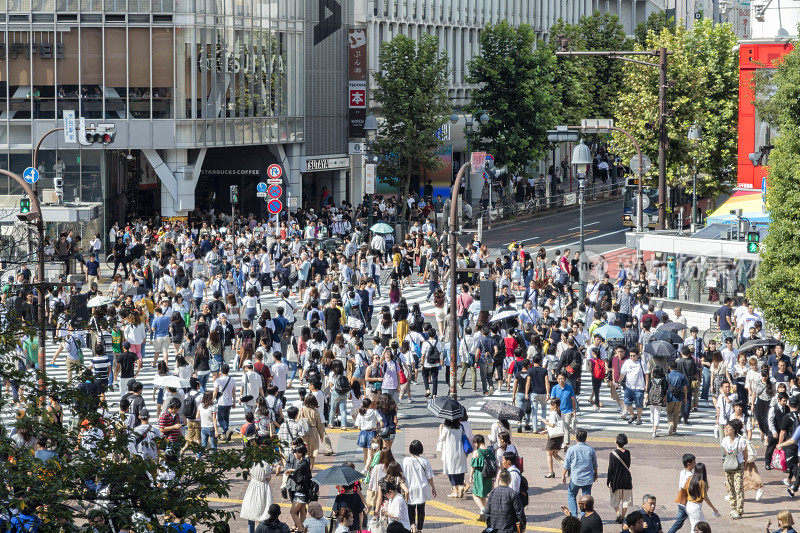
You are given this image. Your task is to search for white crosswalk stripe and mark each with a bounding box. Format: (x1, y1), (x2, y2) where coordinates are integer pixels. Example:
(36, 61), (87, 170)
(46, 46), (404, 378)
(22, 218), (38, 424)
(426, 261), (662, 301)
(466, 369), (718, 438)
(1, 343), (303, 431)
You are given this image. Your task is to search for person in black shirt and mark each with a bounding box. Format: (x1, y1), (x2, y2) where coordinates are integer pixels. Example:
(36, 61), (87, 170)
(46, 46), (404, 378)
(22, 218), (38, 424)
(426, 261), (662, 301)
(676, 347), (698, 424)
(561, 494), (602, 533)
(529, 355), (549, 431)
(115, 342), (141, 396)
(331, 482), (366, 531)
(639, 494), (662, 533)
(311, 250), (328, 278)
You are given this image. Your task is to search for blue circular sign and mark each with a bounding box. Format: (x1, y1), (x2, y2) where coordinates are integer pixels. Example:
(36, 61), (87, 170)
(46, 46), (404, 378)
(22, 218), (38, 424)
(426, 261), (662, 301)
(257, 182), (267, 193)
(268, 199), (283, 214)
(268, 184), (283, 198)
(23, 167), (39, 184)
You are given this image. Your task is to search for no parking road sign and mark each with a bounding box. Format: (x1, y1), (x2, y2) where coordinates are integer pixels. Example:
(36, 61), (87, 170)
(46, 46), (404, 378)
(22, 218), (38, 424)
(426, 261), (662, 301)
(268, 199), (283, 214)
(267, 164), (283, 179)
(268, 184), (283, 198)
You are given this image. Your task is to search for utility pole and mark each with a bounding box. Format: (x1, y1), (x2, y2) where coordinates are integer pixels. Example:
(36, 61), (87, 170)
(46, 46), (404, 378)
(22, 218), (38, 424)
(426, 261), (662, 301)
(657, 47), (669, 230)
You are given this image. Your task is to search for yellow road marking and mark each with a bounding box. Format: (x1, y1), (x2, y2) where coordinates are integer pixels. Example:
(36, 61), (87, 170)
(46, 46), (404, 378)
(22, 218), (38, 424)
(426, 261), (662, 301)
(510, 431), (721, 448)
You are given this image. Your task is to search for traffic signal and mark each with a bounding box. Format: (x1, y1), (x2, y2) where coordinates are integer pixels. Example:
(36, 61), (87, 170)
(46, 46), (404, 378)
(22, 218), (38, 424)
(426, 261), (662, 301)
(230, 185), (239, 204)
(78, 123), (115, 146)
(20, 196), (30, 214)
(746, 231), (760, 254)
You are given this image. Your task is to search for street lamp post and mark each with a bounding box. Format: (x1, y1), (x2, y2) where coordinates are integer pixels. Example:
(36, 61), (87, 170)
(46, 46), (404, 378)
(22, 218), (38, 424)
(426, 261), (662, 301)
(571, 140), (592, 302)
(450, 111), (489, 207)
(448, 161), (472, 401)
(364, 114), (378, 232)
(688, 123), (703, 234)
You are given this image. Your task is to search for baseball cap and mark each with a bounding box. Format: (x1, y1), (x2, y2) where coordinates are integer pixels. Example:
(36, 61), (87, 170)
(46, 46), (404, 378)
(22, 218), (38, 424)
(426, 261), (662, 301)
(139, 408), (150, 419)
(243, 359), (253, 367)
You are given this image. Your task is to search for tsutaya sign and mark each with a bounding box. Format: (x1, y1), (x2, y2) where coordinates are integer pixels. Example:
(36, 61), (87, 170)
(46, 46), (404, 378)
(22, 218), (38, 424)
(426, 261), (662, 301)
(0, 42), (65, 60)
(305, 157), (349, 172)
(196, 39), (285, 75)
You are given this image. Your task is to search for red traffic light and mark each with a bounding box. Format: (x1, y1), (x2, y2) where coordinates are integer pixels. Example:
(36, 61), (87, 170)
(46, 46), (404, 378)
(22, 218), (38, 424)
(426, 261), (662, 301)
(102, 133), (112, 143)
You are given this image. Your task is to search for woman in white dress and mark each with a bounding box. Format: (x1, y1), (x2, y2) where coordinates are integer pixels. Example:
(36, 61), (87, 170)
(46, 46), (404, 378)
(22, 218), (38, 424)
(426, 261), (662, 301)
(240, 460), (274, 533)
(436, 418), (468, 498)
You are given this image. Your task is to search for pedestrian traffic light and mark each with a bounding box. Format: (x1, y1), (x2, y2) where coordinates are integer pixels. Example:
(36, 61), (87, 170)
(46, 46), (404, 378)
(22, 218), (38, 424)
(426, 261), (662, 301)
(19, 196), (30, 214)
(747, 242), (759, 254)
(230, 185), (239, 204)
(746, 231), (760, 243)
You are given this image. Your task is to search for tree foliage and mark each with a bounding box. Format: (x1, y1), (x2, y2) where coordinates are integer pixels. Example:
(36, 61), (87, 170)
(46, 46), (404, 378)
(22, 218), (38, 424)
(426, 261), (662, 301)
(749, 44), (800, 342)
(466, 22), (558, 173)
(550, 12), (631, 121)
(634, 11), (673, 48)
(0, 322), (277, 532)
(372, 34), (450, 227)
(611, 20), (738, 198)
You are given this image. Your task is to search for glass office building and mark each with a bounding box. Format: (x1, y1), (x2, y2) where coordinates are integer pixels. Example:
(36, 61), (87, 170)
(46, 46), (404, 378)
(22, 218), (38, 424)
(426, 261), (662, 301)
(0, 0), (304, 235)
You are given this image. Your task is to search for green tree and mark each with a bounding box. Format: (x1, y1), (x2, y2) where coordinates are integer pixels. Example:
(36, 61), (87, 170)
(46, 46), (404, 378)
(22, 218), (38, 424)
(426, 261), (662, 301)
(749, 44), (800, 342)
(550, 12), (631, 120)
(611, 20), (738, 199)
(634, 11), (673, 48)
(372, 34), (450, 232)
(466, 22), (558, 173)
(0, 322), (277, 531)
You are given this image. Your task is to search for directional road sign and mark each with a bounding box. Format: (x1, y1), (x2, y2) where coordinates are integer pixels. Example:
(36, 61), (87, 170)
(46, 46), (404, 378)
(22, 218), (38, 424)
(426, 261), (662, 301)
(23, 167), (39, 184)
(268, 184), (283, 198)
(267, 164), (283, 179)
(268, 199), (283, 214)
(63, 110), (77, 143)
(257, 182), (268, 193)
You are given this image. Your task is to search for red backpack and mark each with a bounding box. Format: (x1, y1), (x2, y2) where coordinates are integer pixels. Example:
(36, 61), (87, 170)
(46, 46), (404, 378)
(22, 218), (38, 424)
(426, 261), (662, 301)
(591, 358), (607, 380)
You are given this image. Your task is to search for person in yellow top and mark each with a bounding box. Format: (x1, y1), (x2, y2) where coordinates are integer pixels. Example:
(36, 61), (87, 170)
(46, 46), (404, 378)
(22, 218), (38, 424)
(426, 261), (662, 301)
(681, 462), (719, 529)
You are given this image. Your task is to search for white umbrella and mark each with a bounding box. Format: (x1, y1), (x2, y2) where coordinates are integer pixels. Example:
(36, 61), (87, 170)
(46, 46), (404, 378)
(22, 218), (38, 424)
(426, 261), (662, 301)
(490, 309), (519, 322)
(154, 374), (190, 389)
(87, 295), (111, 308)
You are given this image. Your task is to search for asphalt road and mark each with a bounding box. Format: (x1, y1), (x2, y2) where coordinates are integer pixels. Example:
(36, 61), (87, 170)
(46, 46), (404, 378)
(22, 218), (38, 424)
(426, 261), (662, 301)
(481, 197), (626, 257)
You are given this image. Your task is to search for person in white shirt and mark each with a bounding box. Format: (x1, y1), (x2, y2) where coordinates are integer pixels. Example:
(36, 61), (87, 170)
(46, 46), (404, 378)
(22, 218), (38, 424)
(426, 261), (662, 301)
(213, 363), (237, 441)
(620, 350), (649, 425)
(382, 480), (411, 531)
(240, 360), (263, 415)
(401, 439), (436, 532)
(271, 351), (289, 402)
(721, 337), (739, 375)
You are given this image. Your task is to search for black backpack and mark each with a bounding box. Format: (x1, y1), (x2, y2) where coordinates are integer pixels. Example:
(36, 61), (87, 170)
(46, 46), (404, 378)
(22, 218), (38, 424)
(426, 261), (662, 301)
(425, 341), (440, 365)
(667, 377), (684, 402)
(183, 391), (199, 420)
(305, 366), (322, 386)
(518, 475), (529, 507)
(481, 454), (498, 479)
(335, 374), (350, 394)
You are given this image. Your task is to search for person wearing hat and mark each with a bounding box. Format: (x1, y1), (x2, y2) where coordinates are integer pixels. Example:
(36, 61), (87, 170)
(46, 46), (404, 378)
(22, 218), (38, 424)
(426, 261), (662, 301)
(130, 407), (161, 459)
(303, 502), (328, 533)
(241, 359), (263, 415)
(159, 397), (184, 444)
(115, 341), (141, 401)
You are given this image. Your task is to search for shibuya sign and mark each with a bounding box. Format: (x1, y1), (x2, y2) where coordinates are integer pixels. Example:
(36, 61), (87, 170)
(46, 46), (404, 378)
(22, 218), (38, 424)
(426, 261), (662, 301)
(0, 42), (65, 60)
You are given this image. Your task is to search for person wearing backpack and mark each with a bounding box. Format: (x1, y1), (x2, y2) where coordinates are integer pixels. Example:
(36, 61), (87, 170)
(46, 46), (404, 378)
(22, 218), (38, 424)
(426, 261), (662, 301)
(329, 360), (351, 429)
(646, 366), (668, 438)
(485, 469), (526, 533)
(181, 377), (203, 455)
(665, 361), (688, 437)
(469, 434), (495, 515)
(421, 330), (441, 398)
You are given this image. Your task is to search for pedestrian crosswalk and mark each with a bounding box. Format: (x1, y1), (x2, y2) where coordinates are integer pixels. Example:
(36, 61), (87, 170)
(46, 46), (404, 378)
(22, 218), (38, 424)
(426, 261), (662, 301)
(466, 369), (719, 439)
(1, 343), (304, 431)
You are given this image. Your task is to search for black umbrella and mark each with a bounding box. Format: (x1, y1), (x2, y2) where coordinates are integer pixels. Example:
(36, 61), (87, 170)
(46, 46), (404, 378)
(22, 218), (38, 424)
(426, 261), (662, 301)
(426, 397), (465, 420)
(658, 322), (688, 332)
(739, 337), (783, 353)
(480, 400), (524, 421)
(311, 464), (365, 486)
(644, 340), (678, 358)
(651, 329), (683, 345)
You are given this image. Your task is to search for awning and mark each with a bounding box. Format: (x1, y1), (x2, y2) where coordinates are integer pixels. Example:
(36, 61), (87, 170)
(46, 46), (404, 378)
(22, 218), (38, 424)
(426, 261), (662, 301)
(706, 190), (770, 225)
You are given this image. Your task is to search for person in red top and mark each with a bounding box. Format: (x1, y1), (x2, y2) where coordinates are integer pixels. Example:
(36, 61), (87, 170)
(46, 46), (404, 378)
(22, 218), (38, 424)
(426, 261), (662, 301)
(159, 398), (184, 443)
(456, 284), (474, 336)
(640, 304), (659, 327)
(503, 330), (520, 390)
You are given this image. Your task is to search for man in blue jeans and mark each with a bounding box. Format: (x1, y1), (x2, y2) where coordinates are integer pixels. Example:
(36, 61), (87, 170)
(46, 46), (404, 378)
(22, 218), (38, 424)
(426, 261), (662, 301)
(667, 453), (696, 533)
(562, 429), (597, 517)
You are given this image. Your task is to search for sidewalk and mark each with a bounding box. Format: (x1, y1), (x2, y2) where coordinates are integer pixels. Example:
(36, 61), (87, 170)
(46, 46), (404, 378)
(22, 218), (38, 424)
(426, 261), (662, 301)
(214, 423), (789, 532)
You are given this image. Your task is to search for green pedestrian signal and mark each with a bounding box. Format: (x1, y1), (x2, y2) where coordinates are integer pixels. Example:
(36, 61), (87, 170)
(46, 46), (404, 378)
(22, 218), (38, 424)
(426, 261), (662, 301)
(20, 197), (30, 214)
(747, 242), (759, 254)
(746, 231), (760, 243)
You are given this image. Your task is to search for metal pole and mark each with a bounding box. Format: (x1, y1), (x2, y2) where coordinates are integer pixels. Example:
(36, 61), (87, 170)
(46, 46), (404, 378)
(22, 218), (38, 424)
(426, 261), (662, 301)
(578, 177), (586, 302)
(0, 169), (46, 398)
(657, 47), (668, 230)
(465, 122), (471, 208)
(691, 171), (697, 234)
(449, 161), (471, 401)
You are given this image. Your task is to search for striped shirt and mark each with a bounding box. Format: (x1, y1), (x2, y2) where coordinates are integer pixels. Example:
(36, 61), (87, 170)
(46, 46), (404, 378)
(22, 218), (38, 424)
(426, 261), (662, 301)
(158, 411), (183, 442)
